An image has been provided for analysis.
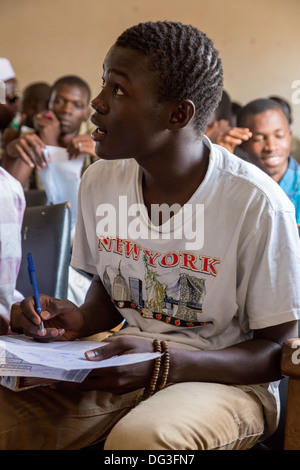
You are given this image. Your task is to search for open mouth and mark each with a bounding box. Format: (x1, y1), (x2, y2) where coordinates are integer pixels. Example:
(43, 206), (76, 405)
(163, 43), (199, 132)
(91, 114), (107, 140)
(94, 127), (107, 135)
(91, 127), (107, 141)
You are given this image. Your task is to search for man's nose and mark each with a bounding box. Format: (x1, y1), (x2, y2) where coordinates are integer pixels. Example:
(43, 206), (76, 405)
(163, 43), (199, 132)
(61, 101), (73, 114)
(91, 90), (109, 114)
(264, 135), (279, 151)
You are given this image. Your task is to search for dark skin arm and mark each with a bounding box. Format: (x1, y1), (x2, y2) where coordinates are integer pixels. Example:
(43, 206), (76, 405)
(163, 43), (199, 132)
(1, 133), (47, 186)
(10, 275), (123, 340)
(2, 111), (60, 178)
(168, 320), (298, 385)
(216, 127), (252, 154)
(11, 274), (297, 394)
(1, 111), (95, 185)
(80, 319), (297, 394)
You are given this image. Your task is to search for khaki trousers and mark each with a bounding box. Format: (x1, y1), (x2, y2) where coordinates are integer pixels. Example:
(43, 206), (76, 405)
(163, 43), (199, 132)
(0, 381), (266, 450)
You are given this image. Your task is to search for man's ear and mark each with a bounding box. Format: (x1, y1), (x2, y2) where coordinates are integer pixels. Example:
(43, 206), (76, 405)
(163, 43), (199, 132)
(168, 99), (195, 130)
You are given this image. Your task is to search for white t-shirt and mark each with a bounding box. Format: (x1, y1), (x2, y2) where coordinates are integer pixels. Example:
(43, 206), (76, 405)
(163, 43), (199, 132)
(72, 137), (300, 346)
(71, 136), (300, 437)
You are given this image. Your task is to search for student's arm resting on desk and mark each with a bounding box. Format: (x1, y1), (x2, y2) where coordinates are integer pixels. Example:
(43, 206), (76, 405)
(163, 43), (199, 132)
(10, 275), (123, 341)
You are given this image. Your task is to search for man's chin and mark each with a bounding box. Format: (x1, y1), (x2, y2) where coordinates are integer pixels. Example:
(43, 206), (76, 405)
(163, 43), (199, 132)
(60, 125), (77, 136)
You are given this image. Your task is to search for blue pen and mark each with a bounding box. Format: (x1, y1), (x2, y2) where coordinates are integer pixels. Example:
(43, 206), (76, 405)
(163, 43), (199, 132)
(27, 252), (45, 335)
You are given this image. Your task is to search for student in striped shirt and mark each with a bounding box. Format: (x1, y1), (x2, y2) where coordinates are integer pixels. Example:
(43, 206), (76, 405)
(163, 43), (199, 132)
(0, 167), (25, 334)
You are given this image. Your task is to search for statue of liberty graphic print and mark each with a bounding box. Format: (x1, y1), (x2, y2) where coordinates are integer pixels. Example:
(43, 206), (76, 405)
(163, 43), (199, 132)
(102, 249), (209, 328)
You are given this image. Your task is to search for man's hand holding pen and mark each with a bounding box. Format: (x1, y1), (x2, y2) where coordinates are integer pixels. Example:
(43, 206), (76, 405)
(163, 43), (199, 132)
(9, 296), (158, 395)
(10, 295), (85, 342)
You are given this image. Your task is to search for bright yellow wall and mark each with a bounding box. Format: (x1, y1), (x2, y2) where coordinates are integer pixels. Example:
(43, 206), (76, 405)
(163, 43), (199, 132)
(1, 0), (300, 136)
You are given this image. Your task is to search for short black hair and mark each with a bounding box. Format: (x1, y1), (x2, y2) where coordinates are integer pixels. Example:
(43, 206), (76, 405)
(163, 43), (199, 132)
(22, 82), (51, 102)
(269, 95), (292, 125)
(237, 98), (290, 128)
(214, 90), (232, 121)
(51, 75), (91, 104)
(115, 21), (224, 136)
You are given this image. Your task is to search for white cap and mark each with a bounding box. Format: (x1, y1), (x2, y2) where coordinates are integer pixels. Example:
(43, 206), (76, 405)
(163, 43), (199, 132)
(0, 58), (16, 82)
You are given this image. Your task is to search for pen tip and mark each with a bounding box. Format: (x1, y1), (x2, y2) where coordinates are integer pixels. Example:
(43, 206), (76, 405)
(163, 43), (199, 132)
(39, 320), (46, 336)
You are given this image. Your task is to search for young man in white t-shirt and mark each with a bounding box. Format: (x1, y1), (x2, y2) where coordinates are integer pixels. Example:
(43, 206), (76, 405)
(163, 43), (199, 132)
(7, 21), (300, 451)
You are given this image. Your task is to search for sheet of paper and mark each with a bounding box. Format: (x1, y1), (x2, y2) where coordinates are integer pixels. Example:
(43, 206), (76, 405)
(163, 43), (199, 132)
(0, 346), (90, 382)
(39, 145), (85, 227)
(0, 351), (90, 382)
(0, 335), (161, 373)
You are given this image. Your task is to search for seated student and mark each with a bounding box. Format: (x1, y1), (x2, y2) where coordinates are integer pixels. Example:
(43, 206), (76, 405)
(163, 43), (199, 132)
(21, 82), (52, 131)
(1, 82), (52, 159)
(2, 76), (97, 305)
(269, 95), (300, 164)
(1, 75), (97, 187)
(3, 21), (300, 451)
(204, 89), (232, 143)
(0, 167), (25, 335)
(216, 99), (300, 223)
(236, 99), (300, 223)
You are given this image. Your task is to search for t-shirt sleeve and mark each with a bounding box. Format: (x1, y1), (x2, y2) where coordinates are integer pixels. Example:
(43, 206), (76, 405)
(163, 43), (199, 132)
(71, 177), (99, 276)
(237, 208), (300, 330)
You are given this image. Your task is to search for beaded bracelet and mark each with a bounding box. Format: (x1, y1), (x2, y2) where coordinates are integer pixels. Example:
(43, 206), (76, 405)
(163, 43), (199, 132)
(142, 339), (170, 400)
(142, 339), (162, 400)
(157, 340), (170, 391)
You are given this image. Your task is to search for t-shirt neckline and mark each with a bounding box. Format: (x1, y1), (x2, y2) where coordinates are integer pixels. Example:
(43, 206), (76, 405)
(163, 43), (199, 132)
(135, 136), (215, 235)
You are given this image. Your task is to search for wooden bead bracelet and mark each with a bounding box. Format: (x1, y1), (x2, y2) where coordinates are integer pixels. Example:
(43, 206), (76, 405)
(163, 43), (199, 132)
(142, 339), (170, 400)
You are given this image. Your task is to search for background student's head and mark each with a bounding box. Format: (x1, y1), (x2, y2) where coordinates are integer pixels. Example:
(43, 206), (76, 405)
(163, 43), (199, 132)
(49, 75), (91, 135)
(21, 82), (51, 128)
(237, 98), (292, 183)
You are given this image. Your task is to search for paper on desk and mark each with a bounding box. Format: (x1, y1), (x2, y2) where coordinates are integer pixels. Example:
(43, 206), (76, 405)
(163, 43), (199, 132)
(0, 335), (161, 374)
(39, 145), (85, 227)
(0, 346), (90, 383)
